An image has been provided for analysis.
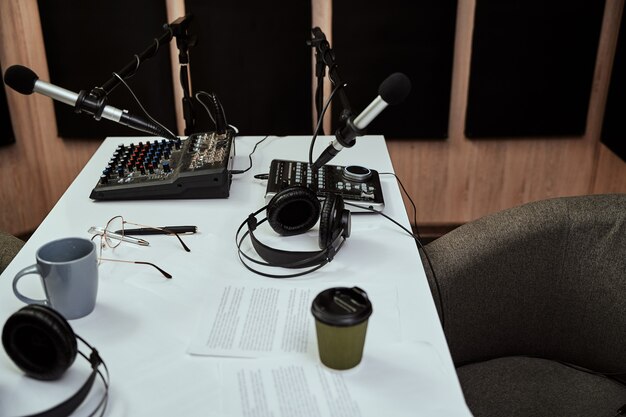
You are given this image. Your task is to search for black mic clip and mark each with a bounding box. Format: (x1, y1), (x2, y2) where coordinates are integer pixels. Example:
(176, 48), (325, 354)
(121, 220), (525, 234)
(306, 27), (329, 52)
(335, 116), (366, 150)
(75, 89), (108, 121)
(168, 14), (196, 64)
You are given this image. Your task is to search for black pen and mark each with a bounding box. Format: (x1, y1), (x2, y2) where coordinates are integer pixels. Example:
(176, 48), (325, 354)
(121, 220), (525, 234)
(115, 226), (197, 235)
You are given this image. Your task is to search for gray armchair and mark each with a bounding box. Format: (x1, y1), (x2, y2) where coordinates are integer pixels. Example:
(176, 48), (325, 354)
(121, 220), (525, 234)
(0, 230), (24, 274)
(421, 194), (626, 416)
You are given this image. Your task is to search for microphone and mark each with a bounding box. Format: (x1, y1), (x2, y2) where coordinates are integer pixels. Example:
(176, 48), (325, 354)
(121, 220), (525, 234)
(311, 72), (411, 171)
(3, 65), (177, 140)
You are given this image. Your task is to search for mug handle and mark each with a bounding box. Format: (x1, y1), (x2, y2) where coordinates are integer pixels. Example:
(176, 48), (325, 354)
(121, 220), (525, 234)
(13, 264), (48, 305)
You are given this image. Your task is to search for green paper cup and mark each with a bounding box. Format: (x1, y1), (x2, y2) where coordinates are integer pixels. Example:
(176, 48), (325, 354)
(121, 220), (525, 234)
(311, 287), (373, 370)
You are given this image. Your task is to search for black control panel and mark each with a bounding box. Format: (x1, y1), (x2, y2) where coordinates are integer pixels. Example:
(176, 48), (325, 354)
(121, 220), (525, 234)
(265, 159), (384, 211)
(90, 131), (235, 200)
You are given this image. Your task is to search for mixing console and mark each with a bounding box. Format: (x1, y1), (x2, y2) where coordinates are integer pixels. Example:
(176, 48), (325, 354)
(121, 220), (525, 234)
(265, 159), (385, 212)
(90, 130), (235, 200)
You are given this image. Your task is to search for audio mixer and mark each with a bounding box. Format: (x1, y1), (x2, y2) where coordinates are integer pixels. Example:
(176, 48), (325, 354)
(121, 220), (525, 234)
(90, 130), (235, 200)
(265, 159), (385, 212)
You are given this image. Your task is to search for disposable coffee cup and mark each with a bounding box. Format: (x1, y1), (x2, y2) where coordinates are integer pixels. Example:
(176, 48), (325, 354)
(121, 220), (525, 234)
(311, 286), (373, 370)
(13, 237), (98, 320)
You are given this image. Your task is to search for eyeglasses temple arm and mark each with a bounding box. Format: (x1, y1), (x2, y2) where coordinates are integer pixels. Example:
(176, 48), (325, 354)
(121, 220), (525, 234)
(134, 261), (173, 278)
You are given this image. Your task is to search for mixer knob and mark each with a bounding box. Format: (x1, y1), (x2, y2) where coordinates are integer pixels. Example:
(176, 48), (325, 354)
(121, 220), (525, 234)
(162, 162), (171, 173)
(100, 175), (108, 185)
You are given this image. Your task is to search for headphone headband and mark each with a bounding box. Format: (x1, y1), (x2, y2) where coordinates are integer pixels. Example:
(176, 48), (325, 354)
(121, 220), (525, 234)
(236, 188), (350, 278)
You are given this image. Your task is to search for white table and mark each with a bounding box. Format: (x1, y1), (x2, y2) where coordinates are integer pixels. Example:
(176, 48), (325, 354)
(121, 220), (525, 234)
(0, 135), (471, 416)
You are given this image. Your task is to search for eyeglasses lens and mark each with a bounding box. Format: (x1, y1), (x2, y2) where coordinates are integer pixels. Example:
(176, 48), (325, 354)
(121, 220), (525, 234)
(105, 216), (124, 248)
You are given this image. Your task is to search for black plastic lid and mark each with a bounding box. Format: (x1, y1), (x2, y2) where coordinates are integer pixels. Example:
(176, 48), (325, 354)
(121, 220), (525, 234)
(311, 287), (373, 327)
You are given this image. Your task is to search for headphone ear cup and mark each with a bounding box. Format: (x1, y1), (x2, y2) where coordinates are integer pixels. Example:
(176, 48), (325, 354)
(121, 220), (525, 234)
(319, 193), (342, 249)
(2, 305), (77, 381)
(267, 187), (321, 236)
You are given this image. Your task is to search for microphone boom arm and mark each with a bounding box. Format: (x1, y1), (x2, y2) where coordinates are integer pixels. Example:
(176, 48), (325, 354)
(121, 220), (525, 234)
(87, 15), (197, 135)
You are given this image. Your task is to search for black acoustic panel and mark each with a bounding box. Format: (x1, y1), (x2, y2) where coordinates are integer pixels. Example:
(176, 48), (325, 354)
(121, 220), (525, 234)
(466, 0), (605, 138)
(38, 1), (177, 138)
(601, 13), (626, 162)
(333, 0), (457, 139)
(0, 78), (15, 147)
(184, 1), (312, 136)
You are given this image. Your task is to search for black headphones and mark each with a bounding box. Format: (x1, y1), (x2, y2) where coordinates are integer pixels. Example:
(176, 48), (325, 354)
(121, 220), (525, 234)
(2, 304), (109, 417)
(236, 187), (351, 278)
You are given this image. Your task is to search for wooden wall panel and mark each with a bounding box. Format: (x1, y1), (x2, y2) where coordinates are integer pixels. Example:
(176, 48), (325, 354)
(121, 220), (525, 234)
(387, 137), (596, 224)
(593, 144), (626, 193)
(0, 0), (99, 236)
(1, 0), (625, 237)
(387, 0), (624, 225)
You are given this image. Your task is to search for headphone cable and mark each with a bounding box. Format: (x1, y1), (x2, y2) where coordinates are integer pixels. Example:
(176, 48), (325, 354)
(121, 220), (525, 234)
(308, 82), (347, 167)
(343, 176), (445, 330)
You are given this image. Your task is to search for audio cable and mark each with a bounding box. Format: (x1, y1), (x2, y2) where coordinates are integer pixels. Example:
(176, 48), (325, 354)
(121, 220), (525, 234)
(230, 135), (271, 175)
(112, 72), (177, 141)
(344, 172), (445, 330)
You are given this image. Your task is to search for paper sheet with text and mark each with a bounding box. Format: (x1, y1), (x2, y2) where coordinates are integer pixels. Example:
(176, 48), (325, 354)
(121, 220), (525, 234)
(188, 282), (400, 358)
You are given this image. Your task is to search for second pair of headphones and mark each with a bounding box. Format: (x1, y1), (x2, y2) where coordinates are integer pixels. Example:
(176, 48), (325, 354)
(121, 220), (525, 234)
(1, 304), (109, 417)
(236, 186), (351, 278)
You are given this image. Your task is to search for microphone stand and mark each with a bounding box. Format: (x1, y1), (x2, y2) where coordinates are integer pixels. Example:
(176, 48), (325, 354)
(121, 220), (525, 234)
(307, 27), (353, 134)
(77, 15), (197, 135)
(307, 27), (360, 176)
(308, 31), (327, 135)
(169, 15), (197, 135)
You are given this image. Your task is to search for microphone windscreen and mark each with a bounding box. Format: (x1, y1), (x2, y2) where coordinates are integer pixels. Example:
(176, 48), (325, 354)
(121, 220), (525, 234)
(378, 72), (411, 105)
(4, 65), (39, 95)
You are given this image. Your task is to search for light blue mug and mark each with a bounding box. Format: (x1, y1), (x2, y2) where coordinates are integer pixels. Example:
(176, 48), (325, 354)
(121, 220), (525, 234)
(13, 237), (99, 320)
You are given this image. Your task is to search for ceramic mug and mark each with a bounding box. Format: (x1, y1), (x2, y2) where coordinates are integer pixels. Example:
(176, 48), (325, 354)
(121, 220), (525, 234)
(13, 237), (98, 320)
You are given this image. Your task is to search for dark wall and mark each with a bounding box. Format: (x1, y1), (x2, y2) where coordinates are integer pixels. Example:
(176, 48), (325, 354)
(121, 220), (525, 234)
(184, 0), (312, 136)
(601, 12), (626, 162)
(333, 0), (458, 139)
(22, 1), (623, 145)
(0, 80), (15, 147)
(465, 0), (605, 138)
(38, 0), (177, 138)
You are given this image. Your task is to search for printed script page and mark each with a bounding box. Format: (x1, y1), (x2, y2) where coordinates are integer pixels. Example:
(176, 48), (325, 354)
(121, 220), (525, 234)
(188, 282), (400, 358)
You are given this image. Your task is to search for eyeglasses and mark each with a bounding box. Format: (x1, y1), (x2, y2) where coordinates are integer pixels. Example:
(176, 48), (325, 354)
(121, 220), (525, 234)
(89, 216), (192, 278)
(103, 215), (191, 252)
